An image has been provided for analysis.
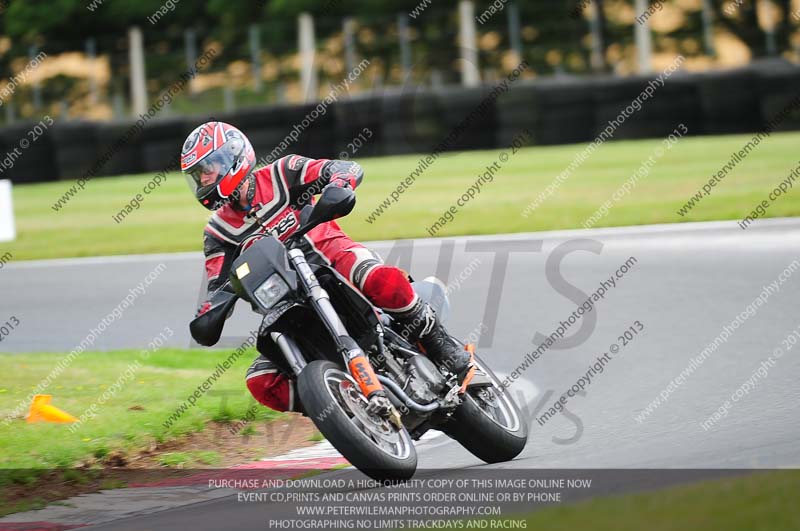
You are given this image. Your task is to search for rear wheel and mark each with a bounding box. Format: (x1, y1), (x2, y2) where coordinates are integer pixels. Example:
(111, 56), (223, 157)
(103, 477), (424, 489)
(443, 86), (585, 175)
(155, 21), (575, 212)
(444, 355), (528, 463)
(297, 360), (417, 481)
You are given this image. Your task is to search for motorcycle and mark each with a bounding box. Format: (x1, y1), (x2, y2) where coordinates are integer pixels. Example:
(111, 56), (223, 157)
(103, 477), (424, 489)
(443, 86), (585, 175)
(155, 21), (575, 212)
(190, 186), (528, 480)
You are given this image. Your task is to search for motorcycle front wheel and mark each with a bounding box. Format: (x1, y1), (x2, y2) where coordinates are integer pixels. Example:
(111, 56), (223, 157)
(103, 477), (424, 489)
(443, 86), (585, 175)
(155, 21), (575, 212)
(297, 360), (417, 481)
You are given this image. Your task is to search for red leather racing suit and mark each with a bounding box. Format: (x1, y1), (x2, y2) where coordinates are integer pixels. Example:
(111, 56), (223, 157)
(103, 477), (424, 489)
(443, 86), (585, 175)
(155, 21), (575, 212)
(200, 155), (417, 412)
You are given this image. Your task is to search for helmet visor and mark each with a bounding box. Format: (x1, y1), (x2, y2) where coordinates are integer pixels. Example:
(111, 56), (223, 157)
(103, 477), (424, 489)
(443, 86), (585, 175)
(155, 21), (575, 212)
(184, 148), (238, 199)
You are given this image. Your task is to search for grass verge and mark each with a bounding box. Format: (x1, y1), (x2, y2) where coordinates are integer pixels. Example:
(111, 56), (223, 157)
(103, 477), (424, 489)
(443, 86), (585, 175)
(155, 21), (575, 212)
(0, 348), (279, 475)
(5, 131), (800, 261)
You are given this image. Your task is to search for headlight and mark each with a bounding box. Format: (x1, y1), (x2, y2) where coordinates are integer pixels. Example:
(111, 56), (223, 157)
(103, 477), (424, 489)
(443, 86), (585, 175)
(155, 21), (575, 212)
(253, 274), (290, 309)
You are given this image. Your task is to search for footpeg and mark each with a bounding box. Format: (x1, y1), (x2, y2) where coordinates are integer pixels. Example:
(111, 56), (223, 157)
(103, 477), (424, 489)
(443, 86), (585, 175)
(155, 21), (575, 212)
(444, 384), (461, 403)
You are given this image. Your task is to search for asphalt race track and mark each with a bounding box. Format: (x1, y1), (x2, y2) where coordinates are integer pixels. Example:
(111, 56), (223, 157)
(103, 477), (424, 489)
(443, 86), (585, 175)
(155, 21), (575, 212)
(2, 219), (800, 529)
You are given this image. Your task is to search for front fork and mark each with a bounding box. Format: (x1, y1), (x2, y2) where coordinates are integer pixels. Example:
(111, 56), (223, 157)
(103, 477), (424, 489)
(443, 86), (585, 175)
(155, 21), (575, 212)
(287, 248), (390, 405)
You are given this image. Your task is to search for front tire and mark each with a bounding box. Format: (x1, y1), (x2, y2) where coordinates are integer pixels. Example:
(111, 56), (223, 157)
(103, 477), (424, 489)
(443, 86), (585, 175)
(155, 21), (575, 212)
(297, 360), (417, 481)
(444, 355), (528, 463)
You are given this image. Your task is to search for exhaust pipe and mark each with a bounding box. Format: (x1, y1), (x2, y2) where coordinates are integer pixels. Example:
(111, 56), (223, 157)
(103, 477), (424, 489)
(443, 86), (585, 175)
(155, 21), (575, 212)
(377, 375), (439, 413)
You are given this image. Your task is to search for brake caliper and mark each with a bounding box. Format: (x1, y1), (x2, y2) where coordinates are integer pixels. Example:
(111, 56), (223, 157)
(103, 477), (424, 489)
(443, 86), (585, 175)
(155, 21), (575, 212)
(367, 393), (403, 429)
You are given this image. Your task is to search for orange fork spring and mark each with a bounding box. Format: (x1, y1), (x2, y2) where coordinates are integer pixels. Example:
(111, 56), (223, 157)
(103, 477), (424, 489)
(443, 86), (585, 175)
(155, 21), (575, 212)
(348, 355), (384, 398)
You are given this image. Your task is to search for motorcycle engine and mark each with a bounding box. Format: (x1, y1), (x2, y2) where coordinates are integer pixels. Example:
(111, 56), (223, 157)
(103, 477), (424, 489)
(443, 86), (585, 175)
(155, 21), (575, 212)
(403, 355), (447, 404)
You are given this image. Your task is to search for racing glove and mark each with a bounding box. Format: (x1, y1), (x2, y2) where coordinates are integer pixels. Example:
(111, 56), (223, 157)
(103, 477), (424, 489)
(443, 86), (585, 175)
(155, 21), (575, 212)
(326, 171), (357, 190)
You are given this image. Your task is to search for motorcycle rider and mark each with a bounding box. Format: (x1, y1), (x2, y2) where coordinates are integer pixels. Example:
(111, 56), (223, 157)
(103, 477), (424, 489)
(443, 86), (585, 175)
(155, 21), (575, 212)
(183, 121), (472, 413)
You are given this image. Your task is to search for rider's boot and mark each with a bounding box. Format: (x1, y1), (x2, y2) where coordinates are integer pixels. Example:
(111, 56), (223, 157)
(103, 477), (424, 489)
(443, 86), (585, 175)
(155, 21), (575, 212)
(390, 299), (473, 381)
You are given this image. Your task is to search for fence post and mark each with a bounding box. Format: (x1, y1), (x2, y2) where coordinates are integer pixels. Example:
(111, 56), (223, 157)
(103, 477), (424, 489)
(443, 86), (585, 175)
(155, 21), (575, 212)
(633, 0), (653, 73)
(112, 90), (125, 119)
(3, 101), (14, 124)
(757, 0), (778, 56)
(28, 45), (42, 111)
(507, 2), (523, 64)
(184, 28), (197, 95)
(128, 26), (148, 117)
(343, 17), (357, 75)
(298, 12), (318, 103)
(249, 24), (263, 93)
(85, 38), (99, 105)
(589, 1), (606, 72)
(398, 14), (412, 81)
(701, 0), (715, 56)
(458, 0), (480, 87)
(224, 86), (235, 112)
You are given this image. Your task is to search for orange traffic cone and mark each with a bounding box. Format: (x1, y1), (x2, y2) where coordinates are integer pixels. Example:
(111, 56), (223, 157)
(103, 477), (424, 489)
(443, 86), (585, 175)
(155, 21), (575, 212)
(26, 394), (78, 423)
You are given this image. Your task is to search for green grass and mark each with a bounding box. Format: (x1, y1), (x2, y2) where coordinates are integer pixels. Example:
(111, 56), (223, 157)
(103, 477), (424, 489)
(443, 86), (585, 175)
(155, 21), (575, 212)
(157, 451), (220, 467)
(0, 348), (279, 475)
(479, 470), (800, 531)
(5, 131), (800, 261)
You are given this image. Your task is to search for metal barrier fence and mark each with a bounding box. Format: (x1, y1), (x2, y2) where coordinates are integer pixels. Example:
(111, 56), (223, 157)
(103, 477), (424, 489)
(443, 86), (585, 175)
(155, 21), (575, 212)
(1, 60), (798, 184)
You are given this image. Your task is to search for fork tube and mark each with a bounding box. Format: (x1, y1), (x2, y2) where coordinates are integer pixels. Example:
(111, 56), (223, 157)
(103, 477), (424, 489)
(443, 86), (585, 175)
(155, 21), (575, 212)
(288, 248), (348, 339)
(288, 248), (386, 398)
(271, 332), (307, 376)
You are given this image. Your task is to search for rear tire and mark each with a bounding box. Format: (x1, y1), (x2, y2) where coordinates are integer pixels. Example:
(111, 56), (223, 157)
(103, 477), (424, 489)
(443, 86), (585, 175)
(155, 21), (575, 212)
(444, 355), (528, 463)
(297, 360), (417, 481)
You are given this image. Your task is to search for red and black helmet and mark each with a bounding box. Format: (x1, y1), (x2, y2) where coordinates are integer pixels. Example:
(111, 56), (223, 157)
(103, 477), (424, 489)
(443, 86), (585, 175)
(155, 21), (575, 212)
(181, 121), (256, 210)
